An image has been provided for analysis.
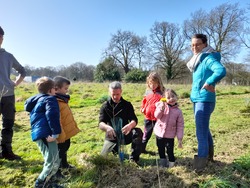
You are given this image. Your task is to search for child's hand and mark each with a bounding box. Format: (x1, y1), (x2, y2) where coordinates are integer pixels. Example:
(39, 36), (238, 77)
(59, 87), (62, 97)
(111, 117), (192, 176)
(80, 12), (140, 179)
(178, 140), (183, 148)
(159, 98), (166, 112)
(46, 136), (56, 142)
(160, 98), (167, 102)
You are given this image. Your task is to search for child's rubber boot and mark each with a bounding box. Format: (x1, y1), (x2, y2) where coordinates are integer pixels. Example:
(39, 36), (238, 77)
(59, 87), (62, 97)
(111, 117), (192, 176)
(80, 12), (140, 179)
(168, 161), (175, 168)
(159, 158), (168, 167)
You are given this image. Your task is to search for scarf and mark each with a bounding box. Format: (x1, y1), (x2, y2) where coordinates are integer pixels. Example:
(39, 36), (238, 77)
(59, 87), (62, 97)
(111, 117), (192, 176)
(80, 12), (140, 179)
(55, 93), (70, 103)
(187, 45), (215, 72)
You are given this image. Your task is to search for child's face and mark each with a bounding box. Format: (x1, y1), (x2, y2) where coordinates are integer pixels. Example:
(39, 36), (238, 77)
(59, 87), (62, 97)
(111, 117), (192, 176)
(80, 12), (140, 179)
(166, 92), (177, 105)
(148, 81), (158, 90)
(48, 87), (56, 96)
(55, 83), (69, 95)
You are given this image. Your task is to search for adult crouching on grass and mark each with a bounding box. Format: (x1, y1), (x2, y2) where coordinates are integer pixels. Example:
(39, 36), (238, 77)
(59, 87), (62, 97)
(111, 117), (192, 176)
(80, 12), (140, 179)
(99, 81), (143, 164)
(187, 33), (226, 172)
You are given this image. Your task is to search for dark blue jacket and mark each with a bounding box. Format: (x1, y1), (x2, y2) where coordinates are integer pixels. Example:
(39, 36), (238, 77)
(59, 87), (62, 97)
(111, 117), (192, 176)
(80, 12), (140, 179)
(24, 94), (61, 141)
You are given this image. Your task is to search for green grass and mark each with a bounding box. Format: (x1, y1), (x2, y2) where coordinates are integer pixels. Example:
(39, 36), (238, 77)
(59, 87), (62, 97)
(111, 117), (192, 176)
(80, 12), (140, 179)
(0, 83), (250, 187)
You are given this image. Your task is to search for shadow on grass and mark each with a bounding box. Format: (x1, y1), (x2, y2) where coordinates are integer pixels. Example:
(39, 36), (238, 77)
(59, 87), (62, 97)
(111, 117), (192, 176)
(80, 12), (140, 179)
(139, 156), (250, 187)
(0, 158), (43, 173)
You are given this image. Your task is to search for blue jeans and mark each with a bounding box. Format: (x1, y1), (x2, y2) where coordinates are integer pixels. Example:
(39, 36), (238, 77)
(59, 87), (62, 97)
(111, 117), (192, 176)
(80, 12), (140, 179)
(194, 102), (215, 157)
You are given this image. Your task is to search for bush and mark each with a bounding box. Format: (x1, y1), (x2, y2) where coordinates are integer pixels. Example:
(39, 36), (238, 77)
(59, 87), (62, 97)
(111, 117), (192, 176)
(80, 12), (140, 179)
(124, 69), (148, 83)
(94, 57), (121, 82)
(97, 94), (109, 103)
(179, 92), (190, 99)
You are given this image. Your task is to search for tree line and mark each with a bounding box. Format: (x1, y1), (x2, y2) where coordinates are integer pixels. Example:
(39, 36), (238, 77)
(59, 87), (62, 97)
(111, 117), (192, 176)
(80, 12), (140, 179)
(24, 3), (250, 85)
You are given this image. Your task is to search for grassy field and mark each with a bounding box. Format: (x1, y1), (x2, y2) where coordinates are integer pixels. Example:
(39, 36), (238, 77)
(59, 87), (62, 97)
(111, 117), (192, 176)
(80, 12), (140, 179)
(0, 82), (250, 188)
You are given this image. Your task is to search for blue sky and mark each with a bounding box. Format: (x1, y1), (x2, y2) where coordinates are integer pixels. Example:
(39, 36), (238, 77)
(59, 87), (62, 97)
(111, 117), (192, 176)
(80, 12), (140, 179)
(0, 0), (248, 68)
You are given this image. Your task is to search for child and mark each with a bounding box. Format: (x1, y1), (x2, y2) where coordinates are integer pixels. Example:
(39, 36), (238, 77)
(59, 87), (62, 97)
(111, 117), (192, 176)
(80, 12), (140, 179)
(53, 76), (80, 169)
(24, 77), (62, 188)
(140, 72), (165, 153)
(154, 89), (184, 168)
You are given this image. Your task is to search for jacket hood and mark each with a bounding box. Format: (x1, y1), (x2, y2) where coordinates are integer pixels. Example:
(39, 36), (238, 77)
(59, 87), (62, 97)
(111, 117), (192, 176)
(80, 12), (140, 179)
(202, 52), (221, 62)
(24, 94), (49, 112)
(55, 93), (70, 103)
(0, 48), (6, 53)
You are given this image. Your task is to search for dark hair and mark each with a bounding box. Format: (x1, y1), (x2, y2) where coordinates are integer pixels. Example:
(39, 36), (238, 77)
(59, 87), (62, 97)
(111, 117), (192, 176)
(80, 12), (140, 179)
(192, 34), (207, 44)
(0, 26), (4, 36)
(35, 77), (55, 94)
(53, 76), (71, 88)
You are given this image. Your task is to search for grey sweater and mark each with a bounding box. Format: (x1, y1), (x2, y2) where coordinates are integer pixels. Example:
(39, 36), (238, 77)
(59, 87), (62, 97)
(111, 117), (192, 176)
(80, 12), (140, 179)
(0, 48), (26, 97)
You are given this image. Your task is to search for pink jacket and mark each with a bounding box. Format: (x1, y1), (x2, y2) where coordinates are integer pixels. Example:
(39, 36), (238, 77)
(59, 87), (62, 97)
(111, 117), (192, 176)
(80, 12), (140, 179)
(154, 101), (184, 140)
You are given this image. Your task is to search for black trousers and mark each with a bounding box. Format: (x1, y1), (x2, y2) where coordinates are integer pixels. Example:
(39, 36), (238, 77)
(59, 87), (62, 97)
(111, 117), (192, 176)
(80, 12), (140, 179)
(0, 95), (15, 153)
(58, 139), (71, 167)
(141, 119), (156, 151)
(156, 136), (175, 162)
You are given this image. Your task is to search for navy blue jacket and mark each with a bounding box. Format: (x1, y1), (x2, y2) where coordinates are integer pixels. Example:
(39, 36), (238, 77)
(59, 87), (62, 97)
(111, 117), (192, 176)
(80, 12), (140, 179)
(24, 94), (61, 141)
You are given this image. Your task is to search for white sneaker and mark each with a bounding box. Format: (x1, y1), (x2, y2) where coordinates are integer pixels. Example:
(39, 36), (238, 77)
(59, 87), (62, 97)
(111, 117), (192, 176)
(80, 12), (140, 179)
(168, 161), (175, 168)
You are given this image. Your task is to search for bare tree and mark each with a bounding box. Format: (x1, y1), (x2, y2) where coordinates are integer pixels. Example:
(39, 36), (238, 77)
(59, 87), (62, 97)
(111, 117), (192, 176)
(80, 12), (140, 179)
(224, 62), (250, 85)
(105, 30), (148, 73)
(105, 30), (135, 73)
(183, 3), (247, 62)
(150, 21), (187, 80)
(67, 62), (94, 81)
(132, 36), (151, 70)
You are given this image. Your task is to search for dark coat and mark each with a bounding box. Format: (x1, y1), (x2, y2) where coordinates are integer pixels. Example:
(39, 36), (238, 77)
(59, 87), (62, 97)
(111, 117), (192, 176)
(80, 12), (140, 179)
(99, 97), (138, 144)
(24, 94), (61, 141)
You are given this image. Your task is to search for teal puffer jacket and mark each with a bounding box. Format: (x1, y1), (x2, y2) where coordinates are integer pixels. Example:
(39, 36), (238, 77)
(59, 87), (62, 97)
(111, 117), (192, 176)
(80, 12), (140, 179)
(191, 52), (226, 103)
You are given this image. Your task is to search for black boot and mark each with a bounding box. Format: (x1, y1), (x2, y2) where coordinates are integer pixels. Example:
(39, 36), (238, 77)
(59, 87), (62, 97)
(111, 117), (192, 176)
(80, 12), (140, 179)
(2, 151), (21, 160)
(35, 178), (64, 188)
(141, 142), (147, 153)
(159, 158), (168, 168)
(193, 155), (207, 172)
(208, 147), (214, 162)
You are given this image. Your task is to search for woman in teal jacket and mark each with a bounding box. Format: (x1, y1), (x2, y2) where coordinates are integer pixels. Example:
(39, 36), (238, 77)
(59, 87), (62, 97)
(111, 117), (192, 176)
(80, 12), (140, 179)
(187, 34), (226, 172)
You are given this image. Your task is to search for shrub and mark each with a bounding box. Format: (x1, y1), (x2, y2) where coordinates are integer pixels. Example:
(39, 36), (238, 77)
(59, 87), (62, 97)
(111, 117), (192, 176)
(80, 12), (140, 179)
(98, 94), (109, 103)
(179, 92), (190, 99)
(124, 69), (148, 83)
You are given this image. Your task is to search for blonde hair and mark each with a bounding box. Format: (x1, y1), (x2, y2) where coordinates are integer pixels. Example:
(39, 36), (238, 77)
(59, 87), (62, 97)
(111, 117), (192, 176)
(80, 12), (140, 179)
(35, 77), (55, 94)
(146, 72), (165, 92)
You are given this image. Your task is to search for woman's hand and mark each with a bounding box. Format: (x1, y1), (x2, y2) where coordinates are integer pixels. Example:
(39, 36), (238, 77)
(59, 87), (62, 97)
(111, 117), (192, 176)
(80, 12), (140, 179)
(202, 83), (215, 93)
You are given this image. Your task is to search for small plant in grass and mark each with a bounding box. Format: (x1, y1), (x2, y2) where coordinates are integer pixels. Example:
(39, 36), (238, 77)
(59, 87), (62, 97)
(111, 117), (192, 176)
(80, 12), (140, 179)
(97, 94), (109, 103)
(244, 89), (250, 94)
(233, 153), (250, 171)
(179, 91), (190, 99)
(239, 98), (250, 114)
(203, 178), (238, 188)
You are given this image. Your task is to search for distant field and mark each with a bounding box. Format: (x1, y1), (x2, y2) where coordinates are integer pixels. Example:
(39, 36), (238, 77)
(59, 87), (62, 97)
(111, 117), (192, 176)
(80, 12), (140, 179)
(0, 83), (249, 187)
